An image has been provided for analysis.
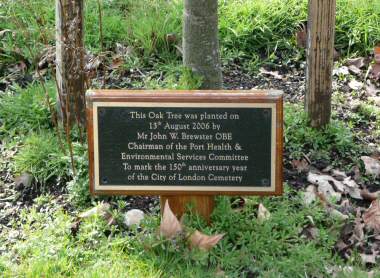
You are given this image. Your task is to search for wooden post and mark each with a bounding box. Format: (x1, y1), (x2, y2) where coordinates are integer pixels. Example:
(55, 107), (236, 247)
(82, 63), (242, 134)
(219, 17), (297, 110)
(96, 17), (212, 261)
(56, 0), (86, 125)
(305, 0), (336, 128)
(160, 195), (215, 223)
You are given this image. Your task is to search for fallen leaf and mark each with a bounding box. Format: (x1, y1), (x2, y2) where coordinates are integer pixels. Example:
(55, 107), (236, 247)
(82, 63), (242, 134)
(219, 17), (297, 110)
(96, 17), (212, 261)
(259, 68), (283, 80)
(363, 200), (380, 233)
(0, 29), (13, 38)
(328, 207), (349, 220)
(369, 96), (380, 107)
(303, 185), (317, 205)
(291, 159), (309, 173)
(165, 33), (177, 44)
(348, 79), (363, 90)
(300, 224), (319, 240)
(257, 203), (271, 222)
(307, 172), (343, 201)
(111, 56), (124, 69)
(370, 64), (380, 80)
(160, 200), (182, 239)
(14, 172), (33, 191)
(296, 26), (307, 48)
(348, 65), (361, 75)
(361, 189), (380, 201)
(346, 57), (367, 69)
(77, 202), (115, 226)
(361, 156), (380, 178)
(360, 253), (378, 265)
(365, 82), (379, 97)
(189, 230), (224, 251)
(333, 66), (349, 76)
(342, 177), (362, 200)
(331, 169), (347, 181)
(115, 43), (134, 57)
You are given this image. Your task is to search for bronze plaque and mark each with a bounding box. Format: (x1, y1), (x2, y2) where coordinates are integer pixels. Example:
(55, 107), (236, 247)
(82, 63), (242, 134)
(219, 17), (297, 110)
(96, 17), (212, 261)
(86, 90), (283, 196)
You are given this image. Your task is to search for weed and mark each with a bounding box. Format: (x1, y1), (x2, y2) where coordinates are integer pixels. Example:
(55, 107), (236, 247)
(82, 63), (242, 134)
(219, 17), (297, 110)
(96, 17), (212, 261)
(13, 132), (69, 184)
(3, 186), (376, 277)
(0, 82), (54, 138)
(284, 103), (358, 165)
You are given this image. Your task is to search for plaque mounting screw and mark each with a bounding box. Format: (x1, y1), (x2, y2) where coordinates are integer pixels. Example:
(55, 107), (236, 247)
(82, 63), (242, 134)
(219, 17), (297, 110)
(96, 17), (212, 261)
(261, 178), (270, 186)
(99, 108), (106, 117)
(262, 108), (271, 119)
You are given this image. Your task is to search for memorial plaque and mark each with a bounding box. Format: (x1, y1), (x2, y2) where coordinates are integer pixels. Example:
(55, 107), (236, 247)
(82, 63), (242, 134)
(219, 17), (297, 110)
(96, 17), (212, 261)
(86, 90), (283, 195)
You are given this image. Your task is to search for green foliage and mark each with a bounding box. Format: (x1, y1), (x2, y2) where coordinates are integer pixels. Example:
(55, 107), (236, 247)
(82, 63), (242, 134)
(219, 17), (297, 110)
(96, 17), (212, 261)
(284, 104), (358, 163)
(335, 0), (380, 56)
(0, 82), (54, 138)
(142, 64), (203, 89)
(3, 187), (374, 277)
(13, 132), (69, 184)
(123, 0), (182, 57)
(66, 142), (92, 208)
(219, 0), (307, 64)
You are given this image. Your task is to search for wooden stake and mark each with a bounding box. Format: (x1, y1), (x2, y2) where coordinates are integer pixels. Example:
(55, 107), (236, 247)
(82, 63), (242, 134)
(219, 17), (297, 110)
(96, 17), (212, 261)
(305, 0), (336, 128)
(160, 195), (215, 223)
(56, 0), (86, 125)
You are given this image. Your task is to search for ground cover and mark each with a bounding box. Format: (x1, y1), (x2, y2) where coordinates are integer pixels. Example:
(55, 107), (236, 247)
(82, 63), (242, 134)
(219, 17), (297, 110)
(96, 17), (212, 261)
(0, 0), (380, 277)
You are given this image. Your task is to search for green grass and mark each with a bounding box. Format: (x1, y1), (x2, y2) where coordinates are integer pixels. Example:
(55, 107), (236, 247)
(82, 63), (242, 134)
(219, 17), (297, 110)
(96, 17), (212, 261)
(1, 0), (379, 75)
(1, 187), (376, 277)
(284, 103), (360, 165)
(0, 82), (54, 138)
(12, 132), (69, 184)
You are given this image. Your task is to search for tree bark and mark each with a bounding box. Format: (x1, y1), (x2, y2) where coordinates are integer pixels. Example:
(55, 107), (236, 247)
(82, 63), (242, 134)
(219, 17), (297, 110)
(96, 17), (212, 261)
(183, 0), (222, 89)
(56, 0), (86, 125)
(305, 0), (336, 128)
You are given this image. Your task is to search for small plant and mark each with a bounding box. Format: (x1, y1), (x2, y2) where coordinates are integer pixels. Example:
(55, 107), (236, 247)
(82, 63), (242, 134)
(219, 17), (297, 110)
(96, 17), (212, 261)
(285, 103), (358, 165)
(0, 82), (54, 138)
(13, 132), (69, 185)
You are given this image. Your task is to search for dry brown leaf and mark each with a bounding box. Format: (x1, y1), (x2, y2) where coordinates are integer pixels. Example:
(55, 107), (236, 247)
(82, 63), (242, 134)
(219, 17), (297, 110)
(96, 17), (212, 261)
(348, 65), (361, 75)
(369, 96), (380, 107)
(291, 159), (309, 173)
(361, 156), (380, 178)
(361, 189), (380, 201)
(346, 57), (367, 69)
(370, 63), (380, 80)
(189, 230), (224, 251)
(365, 82), (379, 97)
(360, 253), (378, 265)
(111, 56), (124, 69)
(160, 200), (182, 239)
(307, 172), (343, 201)
(14, 172), (33, 191)
(363, 200), (380, 234)
(259, 68), (283, 80)
(257, 203), (271, 222)
(342, 177), (362, 200)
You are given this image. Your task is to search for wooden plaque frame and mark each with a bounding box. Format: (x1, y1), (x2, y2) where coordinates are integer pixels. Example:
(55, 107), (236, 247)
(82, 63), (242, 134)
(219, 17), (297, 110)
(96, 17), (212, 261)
(86, 90), (283, 196)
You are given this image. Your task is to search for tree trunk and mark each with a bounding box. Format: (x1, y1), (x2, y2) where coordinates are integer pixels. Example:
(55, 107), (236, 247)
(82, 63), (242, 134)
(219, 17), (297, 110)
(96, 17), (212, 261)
(56, 0), (86, 125)
(161, 0), (222, 222)
(183, 0), (222, 89)
(305, 0), (336, 128)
